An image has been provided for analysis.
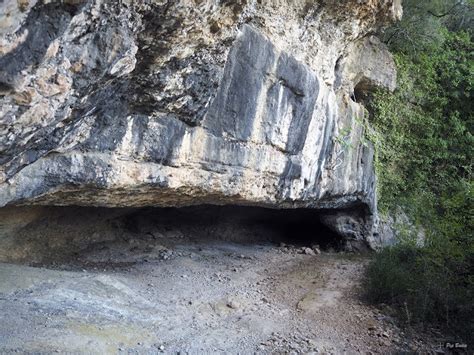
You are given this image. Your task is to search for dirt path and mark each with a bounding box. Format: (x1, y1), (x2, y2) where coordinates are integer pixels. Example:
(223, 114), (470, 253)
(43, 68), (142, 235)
(0, 235), (438, 353)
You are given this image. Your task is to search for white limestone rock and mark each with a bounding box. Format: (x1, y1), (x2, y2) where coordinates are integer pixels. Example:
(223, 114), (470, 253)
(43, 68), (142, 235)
(0, 0), (401, 248)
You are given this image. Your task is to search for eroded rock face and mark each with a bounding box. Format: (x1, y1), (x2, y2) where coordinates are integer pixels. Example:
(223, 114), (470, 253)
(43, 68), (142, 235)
(0, 0), (400, 249)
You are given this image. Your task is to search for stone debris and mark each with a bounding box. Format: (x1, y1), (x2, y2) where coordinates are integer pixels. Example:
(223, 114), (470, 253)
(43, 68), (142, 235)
(0, 236), (442, 353)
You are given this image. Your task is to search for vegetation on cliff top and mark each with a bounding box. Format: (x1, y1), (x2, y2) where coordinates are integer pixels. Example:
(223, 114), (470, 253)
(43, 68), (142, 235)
(365, 0), (473, 344)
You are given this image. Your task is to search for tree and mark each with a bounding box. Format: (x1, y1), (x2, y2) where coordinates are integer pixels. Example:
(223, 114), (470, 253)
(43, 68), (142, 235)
(381, 0), (474, 54)
(365, 0), (474, 344)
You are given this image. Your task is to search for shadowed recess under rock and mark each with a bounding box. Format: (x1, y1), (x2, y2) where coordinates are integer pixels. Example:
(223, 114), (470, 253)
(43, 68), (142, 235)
(0, 1), (399, 249)
(0, 205), (366, 266)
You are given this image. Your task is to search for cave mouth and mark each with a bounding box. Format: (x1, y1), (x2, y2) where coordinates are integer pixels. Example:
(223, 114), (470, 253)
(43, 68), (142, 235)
(352, 77), (377, 104)
(0, 204), (346, 266)
(124, 205), (344, 249)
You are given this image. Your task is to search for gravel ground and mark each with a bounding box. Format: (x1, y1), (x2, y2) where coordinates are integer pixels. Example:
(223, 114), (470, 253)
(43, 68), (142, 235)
(0, 228), (445, 354)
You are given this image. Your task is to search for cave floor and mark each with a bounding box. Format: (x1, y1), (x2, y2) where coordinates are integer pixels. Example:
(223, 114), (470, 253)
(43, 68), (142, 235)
(0, 236), (439, 353)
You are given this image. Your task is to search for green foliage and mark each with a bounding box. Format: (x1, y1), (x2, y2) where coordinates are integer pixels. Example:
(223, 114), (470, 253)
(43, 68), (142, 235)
(383, 0), (474, 53)
(334, 126), (353, 150)
(369, 30), (473, 218)
(365, 243), (474, 344)
(365, 3), (474, 344)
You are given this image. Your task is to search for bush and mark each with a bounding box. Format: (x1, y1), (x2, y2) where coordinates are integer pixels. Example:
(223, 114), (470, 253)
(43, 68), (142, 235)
(368, 31), (473, 215)
(364, 4), (473, 345)
(365, 242), (474, 344)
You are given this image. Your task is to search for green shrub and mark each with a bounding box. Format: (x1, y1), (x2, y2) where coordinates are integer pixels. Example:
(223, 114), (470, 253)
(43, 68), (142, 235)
(364, 5), (473, 345)
(365, 242), (474, 344)
(368, 31), (473, 216)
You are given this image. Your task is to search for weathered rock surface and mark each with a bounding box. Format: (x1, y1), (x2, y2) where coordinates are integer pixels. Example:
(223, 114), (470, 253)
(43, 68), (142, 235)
(0, 0), (400, 249)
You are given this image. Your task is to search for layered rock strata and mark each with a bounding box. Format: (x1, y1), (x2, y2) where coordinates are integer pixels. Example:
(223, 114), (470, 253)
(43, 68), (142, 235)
(0, 0), (401, 250)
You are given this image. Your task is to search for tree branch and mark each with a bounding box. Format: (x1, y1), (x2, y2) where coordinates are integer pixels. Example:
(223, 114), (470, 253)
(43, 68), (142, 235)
(426, 1), (462, 18)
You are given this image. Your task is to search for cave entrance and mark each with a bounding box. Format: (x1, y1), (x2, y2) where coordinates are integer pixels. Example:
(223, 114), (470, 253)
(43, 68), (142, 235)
(0, 205), (345, 266)
(124, 205), (343, 249)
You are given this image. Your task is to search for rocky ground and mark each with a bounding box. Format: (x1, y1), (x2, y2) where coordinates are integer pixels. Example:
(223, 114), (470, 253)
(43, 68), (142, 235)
(0, 227), (445, 354)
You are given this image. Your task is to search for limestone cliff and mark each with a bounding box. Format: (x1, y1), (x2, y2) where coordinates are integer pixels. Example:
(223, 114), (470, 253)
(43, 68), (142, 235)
(0, 0), (401, 249)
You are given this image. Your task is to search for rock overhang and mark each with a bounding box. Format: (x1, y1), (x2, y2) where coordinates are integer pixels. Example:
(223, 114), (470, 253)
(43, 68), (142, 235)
(0, 0), (400, 248)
